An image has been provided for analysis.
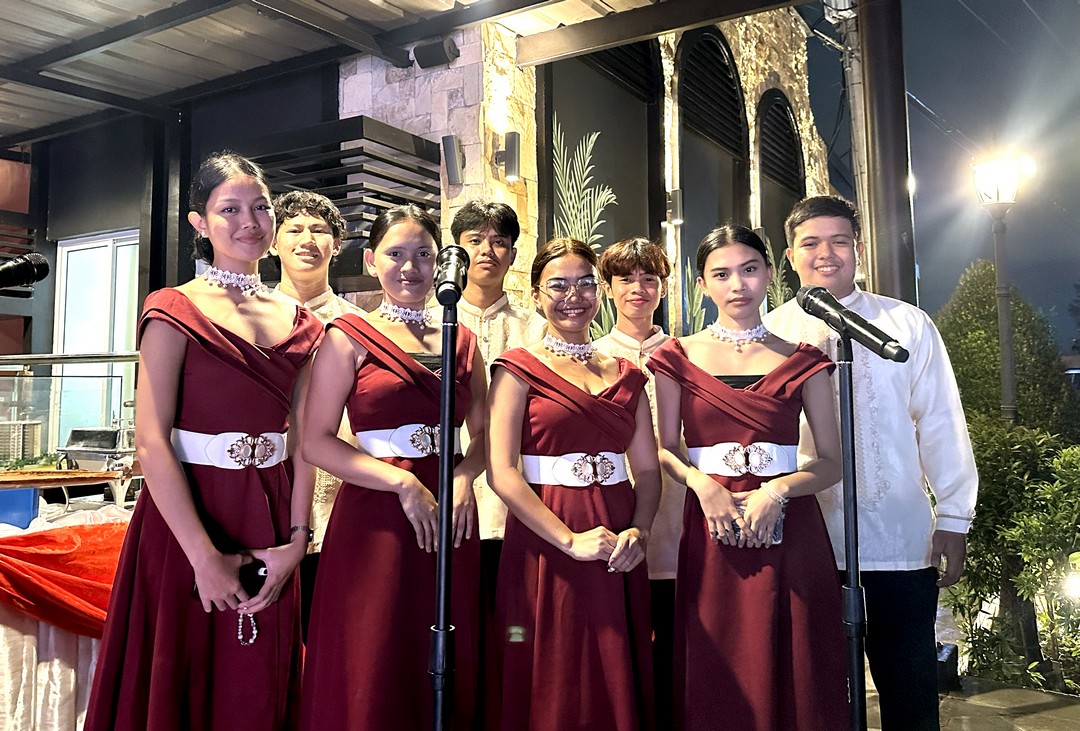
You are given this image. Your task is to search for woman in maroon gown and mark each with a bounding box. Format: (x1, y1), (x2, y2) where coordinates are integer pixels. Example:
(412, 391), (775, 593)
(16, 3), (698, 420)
(299, 205), (487, 729)
(486, 237), (660, 731)
(86, 153), (322, 730)
(648, 225), (849, 731)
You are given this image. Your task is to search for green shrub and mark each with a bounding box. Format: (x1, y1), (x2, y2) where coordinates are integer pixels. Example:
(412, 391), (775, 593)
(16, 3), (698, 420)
(935, 259), (1080, 442)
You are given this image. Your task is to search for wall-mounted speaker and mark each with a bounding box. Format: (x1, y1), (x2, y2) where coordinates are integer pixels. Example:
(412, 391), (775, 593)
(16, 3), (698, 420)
(441, 135), (465, 185)
(413, 37), (460, 69)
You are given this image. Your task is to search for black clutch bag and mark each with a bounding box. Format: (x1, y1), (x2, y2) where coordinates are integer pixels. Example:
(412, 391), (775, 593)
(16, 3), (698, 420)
(239, 559), (268, 595)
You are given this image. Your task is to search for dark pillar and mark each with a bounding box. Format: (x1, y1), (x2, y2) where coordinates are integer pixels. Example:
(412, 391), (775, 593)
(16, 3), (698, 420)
(138, 113), (185, 310)
(27, 141), (55, 355)
(859, 0), (917, 304)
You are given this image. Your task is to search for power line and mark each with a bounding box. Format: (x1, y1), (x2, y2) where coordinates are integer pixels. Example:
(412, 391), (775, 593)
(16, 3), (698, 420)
(954, 0), (1014, 49)
(1020, 0), (1080, 61)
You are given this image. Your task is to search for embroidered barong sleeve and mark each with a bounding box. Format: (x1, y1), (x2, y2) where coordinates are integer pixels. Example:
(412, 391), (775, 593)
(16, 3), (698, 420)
(903, 309), (977, 534)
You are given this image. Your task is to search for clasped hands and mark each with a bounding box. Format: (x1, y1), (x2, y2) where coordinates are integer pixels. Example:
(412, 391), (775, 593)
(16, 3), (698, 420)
(565, 525), (648, 573)
(397, 468), (476, 552)
(692, 471), (784, 548)
(191, 533), (308, 615)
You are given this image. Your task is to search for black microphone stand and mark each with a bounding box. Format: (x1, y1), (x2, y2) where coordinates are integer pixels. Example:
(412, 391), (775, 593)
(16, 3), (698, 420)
(835, 331), (868, 731)
(431, 299), (459, 731)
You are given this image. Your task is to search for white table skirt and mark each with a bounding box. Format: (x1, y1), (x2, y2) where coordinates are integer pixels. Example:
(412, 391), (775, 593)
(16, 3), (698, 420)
(0, 502), (129, 731)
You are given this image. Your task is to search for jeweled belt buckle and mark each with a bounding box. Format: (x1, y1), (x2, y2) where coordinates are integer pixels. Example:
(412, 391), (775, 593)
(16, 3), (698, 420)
(745, 444), (773, 475)
(571, 453), (616, 485)
(721, 443), (774, 476)
(409, 425), (440, 456)
(228, 434), (275, 467)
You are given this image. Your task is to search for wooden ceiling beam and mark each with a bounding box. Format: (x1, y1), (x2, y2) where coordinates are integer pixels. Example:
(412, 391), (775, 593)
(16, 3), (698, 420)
(379, 0), (564, 45)
(0, 66), (174, 120)
(13, 0), (245, 71)
(250, 0), (411, 67)
(515, 0), (800, 67)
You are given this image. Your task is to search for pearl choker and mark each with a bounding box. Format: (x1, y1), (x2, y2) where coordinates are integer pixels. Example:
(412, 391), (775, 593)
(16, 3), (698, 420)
(202, 266), (267, 297)
(707, 321), (768, 352)
(543, 333), (595, 364)
(380, 300), (432, 326)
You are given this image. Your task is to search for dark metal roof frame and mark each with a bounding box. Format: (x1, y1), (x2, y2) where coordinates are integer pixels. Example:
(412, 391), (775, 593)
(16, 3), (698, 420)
(516, 0), (798, 67)
(0, 0), (558, 150)
(250, 0), (410, 67)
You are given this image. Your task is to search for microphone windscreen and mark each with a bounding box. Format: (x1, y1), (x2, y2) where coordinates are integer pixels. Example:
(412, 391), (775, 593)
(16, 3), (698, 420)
(25, 253), (50, 279)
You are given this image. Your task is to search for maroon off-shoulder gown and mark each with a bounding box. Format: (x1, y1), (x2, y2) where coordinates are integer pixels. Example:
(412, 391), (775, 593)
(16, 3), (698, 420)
(648, 340), (850, 731)
(488, 348), (655, 731)
(86, 289), (322, 731)
(299, 314), (481, 730)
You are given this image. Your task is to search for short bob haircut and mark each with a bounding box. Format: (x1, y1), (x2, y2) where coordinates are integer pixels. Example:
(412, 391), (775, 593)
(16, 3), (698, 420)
(530, 237), (598, 288)
(273, 190), (347, 241)
(598, 236), (671, 283)
(695, 225), (770, 278)
(367, 204), (442, 251)
(189, 151), (270, 264)
(450, 200), (521, 246)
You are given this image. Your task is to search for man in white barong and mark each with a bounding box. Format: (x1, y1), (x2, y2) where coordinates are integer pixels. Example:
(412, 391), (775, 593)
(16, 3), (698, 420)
(763, 195), (977, 731)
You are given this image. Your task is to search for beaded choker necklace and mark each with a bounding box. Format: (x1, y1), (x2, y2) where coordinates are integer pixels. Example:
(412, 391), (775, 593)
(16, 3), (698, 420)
(707, 321), (768, 353)
(380, 300), (432, 326)
(543, 333), (595, 364)
(202, 266), (267, 297)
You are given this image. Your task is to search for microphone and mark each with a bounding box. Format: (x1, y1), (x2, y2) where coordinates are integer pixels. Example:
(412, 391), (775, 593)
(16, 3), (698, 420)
(796, 286), (909, 363)
(0, 253), (50, 289)
(434, 245), (470, 306)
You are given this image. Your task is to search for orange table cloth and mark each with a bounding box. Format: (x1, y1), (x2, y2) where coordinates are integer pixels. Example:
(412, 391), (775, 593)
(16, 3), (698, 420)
(0, 523), (126, 638)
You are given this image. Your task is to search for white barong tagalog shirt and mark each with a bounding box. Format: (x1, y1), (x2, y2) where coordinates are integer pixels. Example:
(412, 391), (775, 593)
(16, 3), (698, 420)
(273, 286), (363, 551)
(594, 325), (686, 580)
(763, 288), (978, 571)
(457, 294), (545, 540)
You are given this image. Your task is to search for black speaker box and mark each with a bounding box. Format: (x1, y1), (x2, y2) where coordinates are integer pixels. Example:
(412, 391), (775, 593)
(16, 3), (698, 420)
(413, 37), (460, 69)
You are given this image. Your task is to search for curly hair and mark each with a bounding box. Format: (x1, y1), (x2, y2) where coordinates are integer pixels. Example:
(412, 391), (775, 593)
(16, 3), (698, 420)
(273, 190), (347, 240)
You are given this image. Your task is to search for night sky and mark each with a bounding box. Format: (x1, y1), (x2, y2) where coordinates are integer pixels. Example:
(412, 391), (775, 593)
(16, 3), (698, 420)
(803, 0), (1080, 350)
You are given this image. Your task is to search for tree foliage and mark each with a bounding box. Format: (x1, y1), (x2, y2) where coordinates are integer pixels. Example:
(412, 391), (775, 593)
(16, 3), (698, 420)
(1070, 282), (1080, 354)
(935, 259), (1080, 443)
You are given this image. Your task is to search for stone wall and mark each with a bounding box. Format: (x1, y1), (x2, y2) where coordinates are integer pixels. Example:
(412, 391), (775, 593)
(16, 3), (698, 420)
(337, 9), (825, 309)
(339, 23), (536, 303)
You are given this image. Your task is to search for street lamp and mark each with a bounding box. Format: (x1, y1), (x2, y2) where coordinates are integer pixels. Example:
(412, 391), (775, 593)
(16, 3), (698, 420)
(972, 154), (1031, 424)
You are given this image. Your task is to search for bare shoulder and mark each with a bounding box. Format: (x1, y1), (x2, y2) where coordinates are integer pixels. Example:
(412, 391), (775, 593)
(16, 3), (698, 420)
(766, 332), (799, 358)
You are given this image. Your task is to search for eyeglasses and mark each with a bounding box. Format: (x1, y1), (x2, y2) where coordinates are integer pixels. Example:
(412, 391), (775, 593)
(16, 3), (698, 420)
(538, 276), (599, 300)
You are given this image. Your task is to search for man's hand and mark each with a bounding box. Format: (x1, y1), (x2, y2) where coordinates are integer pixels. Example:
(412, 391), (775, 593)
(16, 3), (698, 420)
(932, 530), (967, 587)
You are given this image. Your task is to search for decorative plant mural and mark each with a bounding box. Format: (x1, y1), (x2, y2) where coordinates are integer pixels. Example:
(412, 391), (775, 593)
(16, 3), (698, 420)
(683, 257), (706, 336)
(552, 112), (618, 337)
(766, 244), (795, 310)
(552, 113), (618, 248)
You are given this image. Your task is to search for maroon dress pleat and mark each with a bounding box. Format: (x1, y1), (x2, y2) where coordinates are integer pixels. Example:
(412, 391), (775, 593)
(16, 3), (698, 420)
(647, 340), (850, 731)
(86, 289), (322, 731)
(488, 349), (655, 731)
(299, 314), (481, 730)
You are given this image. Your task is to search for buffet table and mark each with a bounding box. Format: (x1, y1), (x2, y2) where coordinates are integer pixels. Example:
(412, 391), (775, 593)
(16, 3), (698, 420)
(0, 498), (129, 731)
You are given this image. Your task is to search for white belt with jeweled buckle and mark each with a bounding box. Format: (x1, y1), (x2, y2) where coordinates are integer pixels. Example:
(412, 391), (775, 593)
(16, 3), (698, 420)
(687, 441), (797, 477)
(171, 428), (288, 470)
(355, 424), (461, 459)
(520, 452), (629, 487)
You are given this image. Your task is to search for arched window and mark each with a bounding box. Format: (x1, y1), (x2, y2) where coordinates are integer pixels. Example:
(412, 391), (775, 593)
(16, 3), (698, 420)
(757, 89), (805, 300)
(676, 27), (751, 331)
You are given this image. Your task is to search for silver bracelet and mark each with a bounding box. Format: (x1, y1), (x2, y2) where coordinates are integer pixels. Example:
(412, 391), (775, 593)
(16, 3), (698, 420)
(762, 484), (789, 506)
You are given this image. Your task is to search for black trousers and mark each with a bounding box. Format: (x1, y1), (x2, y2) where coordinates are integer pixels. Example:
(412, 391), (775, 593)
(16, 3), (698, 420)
(848, 567), (941, 731)
(650, 578), (676, 728)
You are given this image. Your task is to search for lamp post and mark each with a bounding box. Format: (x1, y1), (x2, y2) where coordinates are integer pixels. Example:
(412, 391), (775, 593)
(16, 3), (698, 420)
(972, 156), (1025, 424)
